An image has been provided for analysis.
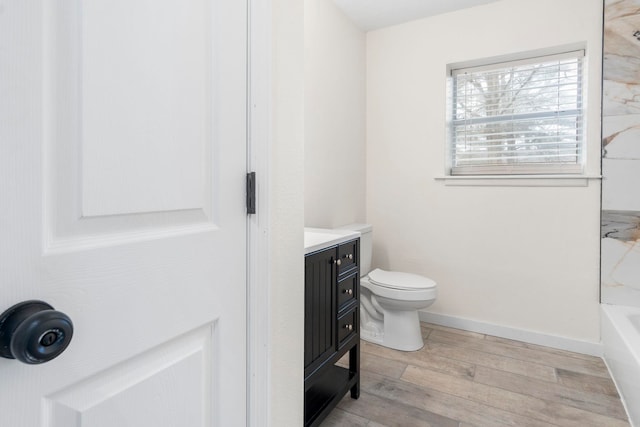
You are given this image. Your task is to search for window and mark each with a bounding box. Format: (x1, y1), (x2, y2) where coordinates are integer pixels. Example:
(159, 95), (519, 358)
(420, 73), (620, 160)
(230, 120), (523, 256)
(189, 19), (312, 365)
(449, 50), (584, 175)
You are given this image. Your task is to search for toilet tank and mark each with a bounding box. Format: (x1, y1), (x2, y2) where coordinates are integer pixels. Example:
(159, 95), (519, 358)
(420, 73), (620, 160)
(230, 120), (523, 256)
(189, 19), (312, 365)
(336, 223), (373, 276)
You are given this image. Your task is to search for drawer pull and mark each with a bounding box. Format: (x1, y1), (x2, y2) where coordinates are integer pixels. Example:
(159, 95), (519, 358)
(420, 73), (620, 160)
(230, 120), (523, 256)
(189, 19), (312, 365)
(347, 254), (353, 260)
(343, 324), (353, 331)
(334, 259), (342, 266)
(343, 289), (353, 295)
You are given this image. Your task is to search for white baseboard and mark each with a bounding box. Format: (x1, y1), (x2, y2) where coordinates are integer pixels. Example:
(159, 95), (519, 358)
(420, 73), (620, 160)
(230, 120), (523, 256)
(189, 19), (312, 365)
(418, 311), (603, 357)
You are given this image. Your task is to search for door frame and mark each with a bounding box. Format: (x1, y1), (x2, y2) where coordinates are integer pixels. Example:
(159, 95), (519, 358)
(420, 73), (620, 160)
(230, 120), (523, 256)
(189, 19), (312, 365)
(247, 0), (272, 425)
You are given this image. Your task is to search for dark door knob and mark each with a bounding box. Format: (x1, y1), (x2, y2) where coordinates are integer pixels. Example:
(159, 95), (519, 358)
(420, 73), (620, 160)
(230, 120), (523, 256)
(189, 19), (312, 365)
(0, 300), (73, 364)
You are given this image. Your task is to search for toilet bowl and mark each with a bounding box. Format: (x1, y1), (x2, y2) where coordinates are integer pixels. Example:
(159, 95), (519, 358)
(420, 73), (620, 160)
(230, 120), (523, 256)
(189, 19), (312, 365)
(336, 224), (438, 352)
(361, 269), (437, 351)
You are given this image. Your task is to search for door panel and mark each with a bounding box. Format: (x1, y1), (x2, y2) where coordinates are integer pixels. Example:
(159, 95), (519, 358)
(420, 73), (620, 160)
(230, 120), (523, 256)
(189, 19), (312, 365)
(79, 0), (209, 217)
(0, 1), (247, 426)
(43, 0), (224, 252)
(44, 324), (215, 427)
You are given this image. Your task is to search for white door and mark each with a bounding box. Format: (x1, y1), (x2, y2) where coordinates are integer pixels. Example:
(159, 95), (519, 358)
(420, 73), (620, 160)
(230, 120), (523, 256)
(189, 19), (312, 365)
(0, 1), (248, 426)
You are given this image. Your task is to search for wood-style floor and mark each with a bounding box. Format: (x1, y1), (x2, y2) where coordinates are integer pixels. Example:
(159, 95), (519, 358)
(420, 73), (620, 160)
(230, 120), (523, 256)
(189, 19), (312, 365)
(325, 323), (630, 427)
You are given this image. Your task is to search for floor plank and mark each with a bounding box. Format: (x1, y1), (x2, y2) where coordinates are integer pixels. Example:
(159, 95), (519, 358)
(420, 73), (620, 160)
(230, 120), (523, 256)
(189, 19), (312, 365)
(428, 328), (611, 378)
(355, 370), (553, 427)
(318, 408), (370, 427)
(473, 365), (628, 420)
(361, 339), (476, 380)
(422, 322), (486, 339)
(402, 364), (627, 427)
(555, 367), (621, 397)
(484, 334), (603, 362)
(320, 322), (630, 427)
(425, 339), (558, 382)
(336, 390), (460, 427)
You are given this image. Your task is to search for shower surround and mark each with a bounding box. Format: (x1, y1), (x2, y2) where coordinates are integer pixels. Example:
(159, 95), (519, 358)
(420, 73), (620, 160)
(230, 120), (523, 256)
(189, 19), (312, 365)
(602, 0), (640, 307)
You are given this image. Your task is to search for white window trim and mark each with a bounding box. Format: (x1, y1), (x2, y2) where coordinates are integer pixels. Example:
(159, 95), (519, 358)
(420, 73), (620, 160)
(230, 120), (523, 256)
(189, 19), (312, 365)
(434, 174), (602, 187)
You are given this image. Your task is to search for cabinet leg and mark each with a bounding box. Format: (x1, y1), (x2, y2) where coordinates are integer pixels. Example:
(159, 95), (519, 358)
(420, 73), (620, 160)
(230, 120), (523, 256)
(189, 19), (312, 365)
(349, 343), (360, 399)
(350, 381), (360, 399)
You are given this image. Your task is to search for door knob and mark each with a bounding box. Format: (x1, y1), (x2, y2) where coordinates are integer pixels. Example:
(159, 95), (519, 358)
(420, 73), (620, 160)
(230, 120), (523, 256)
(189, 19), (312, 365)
(0, 300), (73, 364)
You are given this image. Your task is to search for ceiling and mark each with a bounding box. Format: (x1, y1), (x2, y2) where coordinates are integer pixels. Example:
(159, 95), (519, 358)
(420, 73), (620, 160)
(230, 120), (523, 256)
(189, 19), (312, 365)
(332, 0), (502, 31)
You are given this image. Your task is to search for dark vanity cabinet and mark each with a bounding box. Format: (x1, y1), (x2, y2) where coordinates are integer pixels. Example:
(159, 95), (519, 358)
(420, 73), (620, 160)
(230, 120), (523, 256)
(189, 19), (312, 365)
(304, 239), (360, 427)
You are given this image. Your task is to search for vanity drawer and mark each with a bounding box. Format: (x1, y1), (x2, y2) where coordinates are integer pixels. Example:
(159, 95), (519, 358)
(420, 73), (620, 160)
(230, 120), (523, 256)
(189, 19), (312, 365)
(337, 272), (358, 311)
(337, 307), (358, 348)
(337, 240), (358, 275)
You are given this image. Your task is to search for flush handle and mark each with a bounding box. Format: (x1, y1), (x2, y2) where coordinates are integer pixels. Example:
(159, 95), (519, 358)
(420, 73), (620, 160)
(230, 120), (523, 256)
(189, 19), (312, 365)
(0, 300), (74, 364)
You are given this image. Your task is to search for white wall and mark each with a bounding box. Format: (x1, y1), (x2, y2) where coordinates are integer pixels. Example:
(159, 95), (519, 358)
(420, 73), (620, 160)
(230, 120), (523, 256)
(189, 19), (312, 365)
(304, 0), (366, 228)
(268, 3), (364, 423)
(366, 0), (603, 343)
(270, 0), (305, 424)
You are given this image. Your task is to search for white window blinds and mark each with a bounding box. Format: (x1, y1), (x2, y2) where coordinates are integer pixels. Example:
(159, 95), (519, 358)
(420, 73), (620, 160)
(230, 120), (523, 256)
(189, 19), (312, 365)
(449, 51), (584, 175)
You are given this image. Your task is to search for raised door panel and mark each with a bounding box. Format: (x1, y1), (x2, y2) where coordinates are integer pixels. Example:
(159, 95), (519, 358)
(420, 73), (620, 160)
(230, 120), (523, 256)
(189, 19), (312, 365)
(80, 0), (208, 217)
(44, 325), (215, 427)
(43, 0), (221, 252)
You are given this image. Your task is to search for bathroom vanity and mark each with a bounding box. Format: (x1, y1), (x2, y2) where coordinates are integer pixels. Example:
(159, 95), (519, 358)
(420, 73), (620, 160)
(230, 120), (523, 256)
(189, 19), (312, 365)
(304, 229), (360, 427)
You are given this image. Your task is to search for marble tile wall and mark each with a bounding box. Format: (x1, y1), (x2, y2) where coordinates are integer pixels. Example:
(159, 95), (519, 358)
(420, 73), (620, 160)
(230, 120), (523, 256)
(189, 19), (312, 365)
(602, 0), (640, 306)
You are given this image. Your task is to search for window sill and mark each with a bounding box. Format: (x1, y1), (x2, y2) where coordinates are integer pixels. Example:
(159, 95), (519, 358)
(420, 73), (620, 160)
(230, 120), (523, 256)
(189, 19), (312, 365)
(434, 175), (602, 187)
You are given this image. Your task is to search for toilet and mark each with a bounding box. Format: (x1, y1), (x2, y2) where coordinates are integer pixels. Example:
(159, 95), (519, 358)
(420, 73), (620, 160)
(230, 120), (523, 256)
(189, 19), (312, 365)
(337, 224), (437, 351)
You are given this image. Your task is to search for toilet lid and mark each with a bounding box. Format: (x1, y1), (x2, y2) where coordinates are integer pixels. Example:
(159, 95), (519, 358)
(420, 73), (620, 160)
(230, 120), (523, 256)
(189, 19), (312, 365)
(368, 268), (436, 291)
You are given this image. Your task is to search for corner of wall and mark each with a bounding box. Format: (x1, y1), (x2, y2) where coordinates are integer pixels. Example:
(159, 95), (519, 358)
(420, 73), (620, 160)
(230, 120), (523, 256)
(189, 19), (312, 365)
(270, 0), (305, 425)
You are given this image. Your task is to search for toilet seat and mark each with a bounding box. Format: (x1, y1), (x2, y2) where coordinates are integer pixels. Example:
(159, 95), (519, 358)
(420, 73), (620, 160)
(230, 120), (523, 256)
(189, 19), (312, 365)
(362, 269), (437, 302)
(368, 269), (436, 291)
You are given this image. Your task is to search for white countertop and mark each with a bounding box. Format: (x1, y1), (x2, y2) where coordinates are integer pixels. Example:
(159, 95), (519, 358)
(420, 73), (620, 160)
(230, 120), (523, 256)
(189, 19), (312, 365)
(304, 227), (360, 255)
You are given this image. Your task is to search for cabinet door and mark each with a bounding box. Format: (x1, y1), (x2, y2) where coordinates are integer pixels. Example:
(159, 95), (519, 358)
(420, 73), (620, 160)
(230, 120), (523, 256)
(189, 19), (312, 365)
(304, 249), (336, 375)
